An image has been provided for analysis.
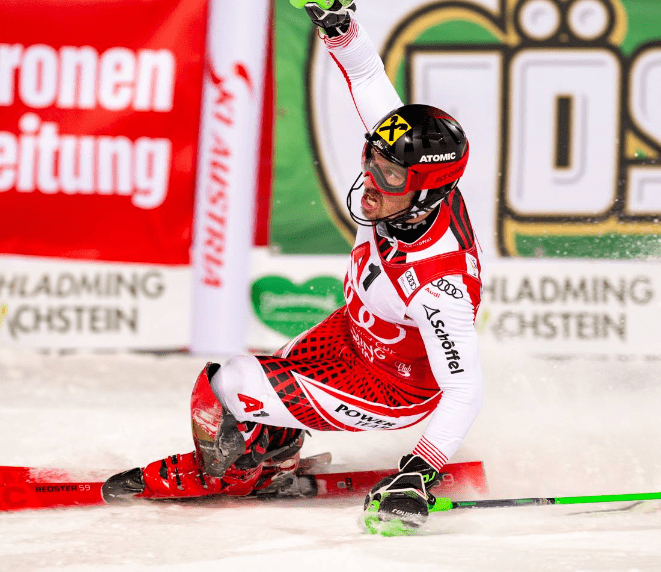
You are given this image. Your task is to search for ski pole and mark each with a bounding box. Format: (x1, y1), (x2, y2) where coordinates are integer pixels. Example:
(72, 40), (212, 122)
(430, 491), (661, 513)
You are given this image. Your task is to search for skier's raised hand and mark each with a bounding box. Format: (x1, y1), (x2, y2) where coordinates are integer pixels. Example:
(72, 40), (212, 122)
(290, 0), (356, 37)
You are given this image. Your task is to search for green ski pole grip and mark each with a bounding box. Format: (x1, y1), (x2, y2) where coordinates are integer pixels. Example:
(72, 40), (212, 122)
(290, 0), (334, 9)
(290, 0), (353, 9)
(430, 497), (454, 513)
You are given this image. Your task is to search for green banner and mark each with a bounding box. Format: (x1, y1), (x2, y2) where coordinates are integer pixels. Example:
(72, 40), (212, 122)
(250, 274), (343, 337)
(273, 1), (350, 253)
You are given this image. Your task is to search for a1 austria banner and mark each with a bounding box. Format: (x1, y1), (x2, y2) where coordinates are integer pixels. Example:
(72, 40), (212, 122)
(190, 0), (271, 355)
(0, 0), (208, 349)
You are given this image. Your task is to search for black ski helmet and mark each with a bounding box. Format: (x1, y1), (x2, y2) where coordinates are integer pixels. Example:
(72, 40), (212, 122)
(348, 104), (469, 226)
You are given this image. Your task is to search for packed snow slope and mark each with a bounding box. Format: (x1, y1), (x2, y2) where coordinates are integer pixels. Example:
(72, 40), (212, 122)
(1, 346), (660, 572)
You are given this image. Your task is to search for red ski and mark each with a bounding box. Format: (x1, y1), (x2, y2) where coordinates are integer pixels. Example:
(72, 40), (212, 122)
(0, 466), (105, 511)
(0, 459), (487, 512)
(309, 461), (487, 498)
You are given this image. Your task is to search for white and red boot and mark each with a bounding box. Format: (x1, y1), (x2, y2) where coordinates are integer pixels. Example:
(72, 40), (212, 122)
(102, 364), (304, 502)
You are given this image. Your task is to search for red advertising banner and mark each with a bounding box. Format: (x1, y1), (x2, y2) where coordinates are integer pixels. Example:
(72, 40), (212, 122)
(0, 0), (207, 265)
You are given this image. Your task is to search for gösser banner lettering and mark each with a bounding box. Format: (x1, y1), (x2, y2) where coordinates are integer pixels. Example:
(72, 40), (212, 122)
(0, 0), (207, 265)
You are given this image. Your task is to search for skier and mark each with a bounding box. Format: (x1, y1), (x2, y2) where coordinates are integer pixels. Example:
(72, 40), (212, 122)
(104, 0), (483, 531)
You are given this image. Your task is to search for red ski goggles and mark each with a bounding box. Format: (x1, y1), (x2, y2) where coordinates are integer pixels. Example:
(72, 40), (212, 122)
(361, 141), (469, 196)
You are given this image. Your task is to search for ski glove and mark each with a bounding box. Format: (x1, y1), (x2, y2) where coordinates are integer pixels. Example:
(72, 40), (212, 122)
(290, 0), (356, 38)
(363, 454), (440, 535)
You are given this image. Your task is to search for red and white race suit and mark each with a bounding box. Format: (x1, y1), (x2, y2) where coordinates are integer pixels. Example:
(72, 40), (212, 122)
(210, 19), (483, 473)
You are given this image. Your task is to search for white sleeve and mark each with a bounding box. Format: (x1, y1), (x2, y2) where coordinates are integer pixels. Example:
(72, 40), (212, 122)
(404, 276), (483, 471)
(323, 19), (403, 131)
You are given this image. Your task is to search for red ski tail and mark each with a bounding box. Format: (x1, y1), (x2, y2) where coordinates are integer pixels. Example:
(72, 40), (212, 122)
(0, 466), (104, 511)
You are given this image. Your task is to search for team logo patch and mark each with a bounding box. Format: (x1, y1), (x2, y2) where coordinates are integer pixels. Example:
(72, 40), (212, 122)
(397, 267), (420, 297)
(466, 253), (479, 279)
(376, 114), (411, 145)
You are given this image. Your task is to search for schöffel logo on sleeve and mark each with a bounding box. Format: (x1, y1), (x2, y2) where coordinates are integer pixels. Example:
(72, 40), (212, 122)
(423, 305), (464, 375)
(398, 267), (420, 297)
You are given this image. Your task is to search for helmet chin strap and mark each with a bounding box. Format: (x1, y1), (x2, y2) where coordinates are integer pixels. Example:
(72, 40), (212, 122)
(386, 201), (440, 229)
(346, 173), (457, 228)
(386, 180), (458, 228)
(388, 190), (436, 228)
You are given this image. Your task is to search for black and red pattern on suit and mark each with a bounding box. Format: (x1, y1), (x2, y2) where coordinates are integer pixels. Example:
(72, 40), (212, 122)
(255, 307), (442, 432)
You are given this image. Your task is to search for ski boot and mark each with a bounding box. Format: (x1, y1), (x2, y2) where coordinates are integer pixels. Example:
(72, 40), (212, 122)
(101, 427), (303, 502)
(102, 363), (251, 502)
(249, 427), (307, 498)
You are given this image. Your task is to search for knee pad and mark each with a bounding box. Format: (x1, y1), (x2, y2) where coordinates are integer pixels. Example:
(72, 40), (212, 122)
(190, 362), (246, 477)
(190, 363), (224, 444)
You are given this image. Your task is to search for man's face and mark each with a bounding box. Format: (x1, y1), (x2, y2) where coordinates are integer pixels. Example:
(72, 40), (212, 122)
(360, 151), (414, 221)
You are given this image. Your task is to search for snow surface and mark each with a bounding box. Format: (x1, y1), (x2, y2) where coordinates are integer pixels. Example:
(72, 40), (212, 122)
(1, 346), (660, 572)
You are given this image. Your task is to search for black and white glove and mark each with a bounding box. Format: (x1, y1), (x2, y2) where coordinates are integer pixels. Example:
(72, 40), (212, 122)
(291, 0), (357, 38)
(363, 454), (440, 535)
